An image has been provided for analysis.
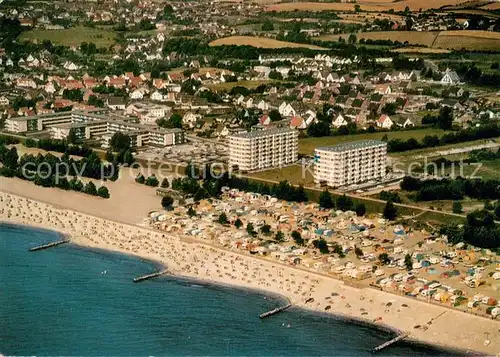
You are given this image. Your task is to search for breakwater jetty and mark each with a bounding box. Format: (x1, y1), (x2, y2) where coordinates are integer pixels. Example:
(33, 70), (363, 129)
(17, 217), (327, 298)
(133, 270), (168, 283)
(372, 332), (410, 353)
(29, 239), (70, 251)
(259, 303), (292, 319)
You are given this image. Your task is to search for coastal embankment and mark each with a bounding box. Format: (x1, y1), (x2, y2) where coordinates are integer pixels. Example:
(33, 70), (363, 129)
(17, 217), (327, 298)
(0, 190), (498, 355)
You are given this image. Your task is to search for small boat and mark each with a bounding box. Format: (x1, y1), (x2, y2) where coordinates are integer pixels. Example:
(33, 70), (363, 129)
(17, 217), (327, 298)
(484, 340), (490, 346)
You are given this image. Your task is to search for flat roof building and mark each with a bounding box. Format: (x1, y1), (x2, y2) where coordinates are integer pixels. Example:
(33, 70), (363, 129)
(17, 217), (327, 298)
(4, 109), (185, 148)
(314, 140), (387, 188)
(228, 128), (298, 172)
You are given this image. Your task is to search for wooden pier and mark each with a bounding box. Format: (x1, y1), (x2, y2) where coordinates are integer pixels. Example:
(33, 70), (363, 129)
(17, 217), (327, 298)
(133, 270), (168, 283)
(372, 332), (410, 353)
(259, 303), (292, 319)
(29, 239), (70, 252)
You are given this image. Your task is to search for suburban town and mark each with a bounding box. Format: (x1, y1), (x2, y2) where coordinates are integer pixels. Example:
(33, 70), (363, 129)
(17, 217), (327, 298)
(0, 0), (499, 355)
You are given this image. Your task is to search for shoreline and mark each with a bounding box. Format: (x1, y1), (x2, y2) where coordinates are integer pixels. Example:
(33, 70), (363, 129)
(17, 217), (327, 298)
(0, 191), (498, 355)
(1, 222), (468, 356)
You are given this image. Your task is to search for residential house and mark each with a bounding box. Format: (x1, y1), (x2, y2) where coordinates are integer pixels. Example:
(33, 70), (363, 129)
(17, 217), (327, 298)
(290, 116), (306, 130)
(440, 69), (461, 85)
(259, 114), (271, 126)
(279, 102), (296, 117)
(182, 112), (200, 128)
(377, 114), (394, 129)
(0, 96), (10, 106)
(332, 114), (348, 128)
(107, 96), (127, 110)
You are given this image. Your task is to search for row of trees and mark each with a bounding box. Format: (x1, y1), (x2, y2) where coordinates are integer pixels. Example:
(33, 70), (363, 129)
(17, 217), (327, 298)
(318, 190), (397, 220)
(440, 210), (500, 248)
(400, 176), (500, 201)
(387, 123), (500, 153)
(0, 143), (110, 199)
(25, 138), (94, 157)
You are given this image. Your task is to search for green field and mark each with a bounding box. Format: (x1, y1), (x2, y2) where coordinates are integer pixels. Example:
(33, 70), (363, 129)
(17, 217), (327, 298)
(19, 26), (116, 48)
(247, 164), (314, 187)
(299, 128), (445, 155)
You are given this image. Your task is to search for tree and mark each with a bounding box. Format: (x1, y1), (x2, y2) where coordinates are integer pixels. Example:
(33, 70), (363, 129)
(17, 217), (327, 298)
(157, 113), (183, 129)
(218, 212), (229, 225)
(348, 33), (357, 44)
(3, 147), (18, 170)
(313, 239), (329, 254)
(268, 70), (283, 80)
(246, 222), (256, 236)
(262, 19), (274, 31)
(260, 224), (272, 235)
(378, 253), (390, 265)
(97, 186), (110, 199)
(123, 150), (134, 166)
(495, 202), (500, 220)
(105, 149), (114, 162)
(161, 195), (174, 209)
(69, 177), (83, 192)
(319, 190), (334, 209)
(383, 200), (398, 220)
(382, 102), (397, 116)
(234, 218), (243, 229)
(161, 178), (170, 188)
(187, 206), (196, 217)
(109, 132), (131, 152)
(269, 109), (282, 122)
(437, 106), (453, 130)
(354, 246), (364, 258)
(404, 253), (413, 271)
(67, 128), (79, 144)
(135, 174), (145, 184)
(355, 203), (366, 217)
(452, 201), (463, 214)
(274, 231), (285, 243)
(291, 230), (304, 246)
(336, 194), (354, 211)
(145, 174), (159, 187)
(84, 181), (98, 196)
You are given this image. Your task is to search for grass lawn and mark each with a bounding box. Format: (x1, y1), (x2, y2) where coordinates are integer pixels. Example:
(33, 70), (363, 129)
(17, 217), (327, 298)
(391, 138), (498, 159)
(247, 164), (314, 187)
(19, 26), (116, 48)
(298, 128), (445, 155)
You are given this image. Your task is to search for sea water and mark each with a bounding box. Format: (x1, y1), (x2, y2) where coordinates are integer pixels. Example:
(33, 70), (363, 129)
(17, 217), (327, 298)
(0, 224), (451, 356)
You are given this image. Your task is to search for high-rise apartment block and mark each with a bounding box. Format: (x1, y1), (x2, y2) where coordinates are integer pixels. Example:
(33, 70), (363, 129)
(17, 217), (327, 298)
(228, 128), (298, 172)
(314, 140), (387, 187)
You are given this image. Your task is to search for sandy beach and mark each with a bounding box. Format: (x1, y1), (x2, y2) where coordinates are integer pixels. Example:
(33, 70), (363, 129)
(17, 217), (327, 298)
(1, 180), (499, 355)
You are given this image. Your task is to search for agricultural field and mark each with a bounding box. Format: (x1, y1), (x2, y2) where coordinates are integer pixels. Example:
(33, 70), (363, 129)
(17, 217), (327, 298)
(480, 1), (500, 9)
(209, 36), (328, 50)
(265, 0), (483, 12)
(18, 26), (116, 48)
(392, 47), (451, 54)
(318, 31), (439, 46)
(336, 12), (404, 24)
(433, 30), (500, 51)
(319, 30), (500, 52)
(298, 128), (446, 155)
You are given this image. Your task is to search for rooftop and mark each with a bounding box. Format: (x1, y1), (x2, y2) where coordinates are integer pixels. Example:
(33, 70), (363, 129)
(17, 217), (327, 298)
(316, 140), (387, 153)
(229, 127), (296, 139)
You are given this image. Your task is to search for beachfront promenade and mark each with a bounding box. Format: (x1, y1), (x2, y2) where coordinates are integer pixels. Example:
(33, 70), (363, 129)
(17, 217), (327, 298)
(1, 190), (499, 355)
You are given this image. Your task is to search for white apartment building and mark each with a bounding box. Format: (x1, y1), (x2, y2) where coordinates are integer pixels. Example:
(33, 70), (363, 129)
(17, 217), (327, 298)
(314, 140), (387, 188)
(228, 128), (298, 172)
